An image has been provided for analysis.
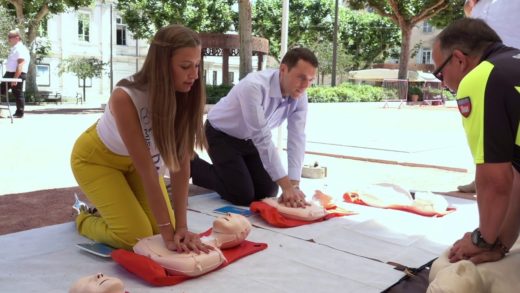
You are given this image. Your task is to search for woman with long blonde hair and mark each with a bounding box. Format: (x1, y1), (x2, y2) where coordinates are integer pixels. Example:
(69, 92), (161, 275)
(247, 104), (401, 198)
(71, 24), (209, 252)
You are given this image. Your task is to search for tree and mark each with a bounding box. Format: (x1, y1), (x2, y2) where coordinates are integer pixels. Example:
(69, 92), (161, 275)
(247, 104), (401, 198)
(339, 8), (400, 70)
(0, 6), (15, 59)
(253, 0), (335, 60)
(115, 0), (236, 40)
(239, 0), (252, 79)
(253, 1), (399, 71)
(428, 0), (465, 28)
(347, 0), (462, 79)
(58, 56), (107, 102)
(0, 0), (94, 98)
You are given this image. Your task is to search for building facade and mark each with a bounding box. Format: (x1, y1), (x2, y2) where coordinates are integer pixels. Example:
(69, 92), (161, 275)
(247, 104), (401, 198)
(36, 1), (245, 103)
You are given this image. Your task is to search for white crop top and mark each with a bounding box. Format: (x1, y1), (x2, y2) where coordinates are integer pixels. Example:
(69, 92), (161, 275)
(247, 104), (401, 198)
(97, 78), (165, 175)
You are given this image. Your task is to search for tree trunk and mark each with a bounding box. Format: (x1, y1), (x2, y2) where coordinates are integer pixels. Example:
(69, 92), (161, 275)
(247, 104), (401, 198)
(83, 78), (86, 102)
(11, 0), (50, 102)
(397, 26), (412, 80)
(238, 0), (252, 80)
(25, 53), (38, 101)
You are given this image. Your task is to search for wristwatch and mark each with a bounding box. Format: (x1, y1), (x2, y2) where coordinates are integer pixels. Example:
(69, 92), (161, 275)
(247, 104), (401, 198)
(471, 228), (494, 249)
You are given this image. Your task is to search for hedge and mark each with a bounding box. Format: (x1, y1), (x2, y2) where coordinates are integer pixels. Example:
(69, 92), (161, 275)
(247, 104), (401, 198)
(205, 83), (455, 104)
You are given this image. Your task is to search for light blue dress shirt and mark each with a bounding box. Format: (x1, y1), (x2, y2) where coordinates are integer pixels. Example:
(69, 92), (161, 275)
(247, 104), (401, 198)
(207, 69), (307, 181)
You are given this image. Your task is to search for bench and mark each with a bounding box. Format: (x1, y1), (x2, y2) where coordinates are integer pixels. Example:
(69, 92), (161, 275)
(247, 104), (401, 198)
(38, 91), (62, 104)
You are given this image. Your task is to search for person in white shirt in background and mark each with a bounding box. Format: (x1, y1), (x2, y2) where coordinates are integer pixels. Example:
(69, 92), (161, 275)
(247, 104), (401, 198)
(0, 29), (30, 118)
(457, 0), (520, 193)
(191, 47), (318, 208)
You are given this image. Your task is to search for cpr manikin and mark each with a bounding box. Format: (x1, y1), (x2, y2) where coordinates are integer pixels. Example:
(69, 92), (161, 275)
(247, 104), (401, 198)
(428, 242), (520, 293)
(315, 183), (450, 216)
(133, 213), (252, 277)
(261, 197), (327, 221)
(69, 273), (125, 293)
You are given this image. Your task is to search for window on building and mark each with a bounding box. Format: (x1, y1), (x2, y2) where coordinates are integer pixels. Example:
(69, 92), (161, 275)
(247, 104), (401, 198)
(212, 71), (218, 86)
(116, 17), (127, 45)
(421, 48), (432, 64)
(228, 72), (235, 84)
(422, 21), (433, 33)
(78, 13), (90, 42)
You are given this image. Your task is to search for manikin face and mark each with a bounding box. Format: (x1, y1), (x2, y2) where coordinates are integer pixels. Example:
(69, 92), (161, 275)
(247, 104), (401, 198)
(69, 273), (125, 293)
(213, 213), (252, 235)
(279, 59), (316, 99)
(172, 45), (201, 93)
(428, 260), (484, 293)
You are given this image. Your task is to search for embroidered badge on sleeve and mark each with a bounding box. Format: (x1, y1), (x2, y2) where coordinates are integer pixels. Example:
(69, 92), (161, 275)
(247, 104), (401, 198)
(457, 97), (472, 118)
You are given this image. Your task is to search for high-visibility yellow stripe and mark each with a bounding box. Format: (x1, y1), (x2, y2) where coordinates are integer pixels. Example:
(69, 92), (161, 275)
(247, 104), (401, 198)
(457, 61), (495, 164)
(517, 121), (520, 146)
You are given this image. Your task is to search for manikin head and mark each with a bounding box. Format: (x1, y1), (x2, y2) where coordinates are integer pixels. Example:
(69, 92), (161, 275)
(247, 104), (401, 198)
(69, 273), (125, 293)
(212, 213), (252, 249)
(428, 260), (484, 293)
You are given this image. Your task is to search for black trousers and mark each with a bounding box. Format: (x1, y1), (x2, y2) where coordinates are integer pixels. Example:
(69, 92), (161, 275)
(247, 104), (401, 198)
(0, 72), (26, 113)
(191, 121), (278, 206)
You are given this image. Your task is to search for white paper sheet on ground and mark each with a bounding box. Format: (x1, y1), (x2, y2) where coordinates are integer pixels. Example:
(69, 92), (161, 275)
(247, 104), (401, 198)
(312, 196), (479, 268)
(188, 192), (352, 241)
(0, 210), (404, 293)
(188, 193), (479, 268)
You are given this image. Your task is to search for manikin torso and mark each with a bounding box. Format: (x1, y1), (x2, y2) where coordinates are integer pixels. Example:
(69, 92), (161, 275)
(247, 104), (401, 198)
(133, 213), (252, 277)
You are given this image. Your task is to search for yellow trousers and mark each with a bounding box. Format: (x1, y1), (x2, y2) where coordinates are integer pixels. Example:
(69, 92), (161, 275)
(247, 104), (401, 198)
(70, 123), (174, 250)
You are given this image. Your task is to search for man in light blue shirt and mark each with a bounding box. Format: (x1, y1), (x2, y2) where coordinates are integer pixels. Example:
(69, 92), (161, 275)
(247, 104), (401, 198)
(191, 47), (318, 207)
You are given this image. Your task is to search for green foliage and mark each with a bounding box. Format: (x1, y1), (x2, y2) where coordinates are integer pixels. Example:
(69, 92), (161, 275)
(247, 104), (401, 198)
(429, 0), (465, 28)
(253, 0), (335, 59)
(306, 83), (386, 103)
(205, 84), (233, 104)
(339, 8), (400, 70)
(59, 56), (107, 102)
(59, 56), (107, 79)
(115, 0), (236, 40)
(33, 37), (51, 63)
(442, 89), (456, 100)
(253, 1), (399, 73)
(0, 5), (15, 60)
(408, 86), (423, 97)
(346, 0), (460, 79)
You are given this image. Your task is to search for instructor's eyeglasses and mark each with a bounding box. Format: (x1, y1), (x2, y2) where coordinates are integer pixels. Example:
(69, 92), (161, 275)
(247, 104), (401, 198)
(433, 54), (453, 82)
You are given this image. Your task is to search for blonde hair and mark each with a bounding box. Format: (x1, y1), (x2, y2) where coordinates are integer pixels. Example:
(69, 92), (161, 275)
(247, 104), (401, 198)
(117, 24), (206, 172)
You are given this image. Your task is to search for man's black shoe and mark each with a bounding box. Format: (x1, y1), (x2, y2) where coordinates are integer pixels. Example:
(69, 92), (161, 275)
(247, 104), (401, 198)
(13, 112), (23, 118)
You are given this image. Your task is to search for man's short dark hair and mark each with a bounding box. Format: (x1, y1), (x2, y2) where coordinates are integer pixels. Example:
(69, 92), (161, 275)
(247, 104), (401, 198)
(281, 47), (319, 70)
(436, 18), (502, 56)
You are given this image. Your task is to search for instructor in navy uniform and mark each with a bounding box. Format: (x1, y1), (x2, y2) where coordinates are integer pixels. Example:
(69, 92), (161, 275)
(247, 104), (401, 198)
(432, 18), (520, 264)
(191, 47), (318, 207)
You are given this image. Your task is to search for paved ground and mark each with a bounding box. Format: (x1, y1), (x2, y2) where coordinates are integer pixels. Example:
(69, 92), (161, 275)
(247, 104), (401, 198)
(0, 100), (474, 197)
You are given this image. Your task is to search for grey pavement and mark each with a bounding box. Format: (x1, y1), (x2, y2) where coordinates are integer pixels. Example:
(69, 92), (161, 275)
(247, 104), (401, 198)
(0, 101), (474, 196)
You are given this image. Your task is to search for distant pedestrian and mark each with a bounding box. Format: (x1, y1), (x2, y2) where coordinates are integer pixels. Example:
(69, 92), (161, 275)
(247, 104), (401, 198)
(0, 29), (30, 118)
